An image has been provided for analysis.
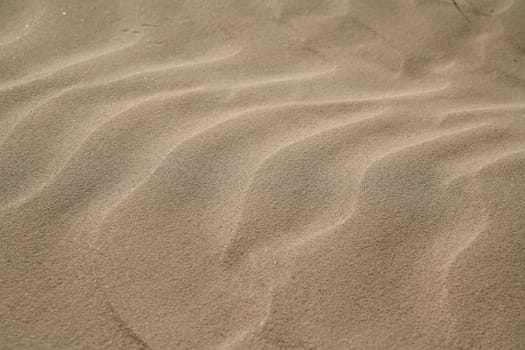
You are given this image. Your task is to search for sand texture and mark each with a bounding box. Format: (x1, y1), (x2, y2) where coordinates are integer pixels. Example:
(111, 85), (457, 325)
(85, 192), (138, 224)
(1, 0), (525, 349)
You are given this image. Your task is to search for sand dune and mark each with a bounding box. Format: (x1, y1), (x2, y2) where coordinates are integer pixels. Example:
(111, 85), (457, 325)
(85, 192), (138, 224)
(1, 0), (525, 349)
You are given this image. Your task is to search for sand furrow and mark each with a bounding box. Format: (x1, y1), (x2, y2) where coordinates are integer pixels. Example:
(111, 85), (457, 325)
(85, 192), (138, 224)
(89, 103), (381, 232)
(0, 38), (142, 92)
(0, 46), (242, 146)
(222, 111), (386, 262)
(226, 123), (493, 270)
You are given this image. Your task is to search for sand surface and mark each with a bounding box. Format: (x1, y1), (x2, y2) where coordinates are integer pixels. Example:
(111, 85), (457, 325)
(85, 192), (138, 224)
(1, 0), (525, 349)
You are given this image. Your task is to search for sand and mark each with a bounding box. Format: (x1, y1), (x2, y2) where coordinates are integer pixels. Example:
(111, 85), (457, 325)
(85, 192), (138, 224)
(1, 0), (524, 349)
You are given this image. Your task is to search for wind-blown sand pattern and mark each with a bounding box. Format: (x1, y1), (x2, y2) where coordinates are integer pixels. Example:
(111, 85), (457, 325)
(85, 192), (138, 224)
(1, 0), (525, 349)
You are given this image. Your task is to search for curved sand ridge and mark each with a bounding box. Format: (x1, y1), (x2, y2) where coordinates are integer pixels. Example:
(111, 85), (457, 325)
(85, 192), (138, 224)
(1, 1), (524, 349)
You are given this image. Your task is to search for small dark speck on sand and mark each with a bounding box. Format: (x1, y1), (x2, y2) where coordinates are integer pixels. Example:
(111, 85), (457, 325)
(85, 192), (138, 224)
(451, 0), (471, 23)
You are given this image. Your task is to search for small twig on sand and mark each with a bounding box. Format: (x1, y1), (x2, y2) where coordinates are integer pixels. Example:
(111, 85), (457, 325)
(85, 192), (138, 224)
(452, 0), (471, 23)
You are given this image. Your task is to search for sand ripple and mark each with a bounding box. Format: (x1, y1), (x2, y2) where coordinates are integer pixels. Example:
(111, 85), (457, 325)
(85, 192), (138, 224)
(1, 1), (524, 349)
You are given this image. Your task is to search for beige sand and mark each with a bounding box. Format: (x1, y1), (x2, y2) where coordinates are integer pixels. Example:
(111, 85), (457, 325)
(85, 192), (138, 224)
(1, 0), (524, 349)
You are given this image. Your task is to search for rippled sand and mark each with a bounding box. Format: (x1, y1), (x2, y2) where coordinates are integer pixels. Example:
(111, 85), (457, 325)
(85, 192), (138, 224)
(1, 1), (524, 349)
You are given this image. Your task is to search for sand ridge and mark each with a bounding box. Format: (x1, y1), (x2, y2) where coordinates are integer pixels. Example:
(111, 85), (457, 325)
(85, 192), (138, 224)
(1, 0), (524, 349)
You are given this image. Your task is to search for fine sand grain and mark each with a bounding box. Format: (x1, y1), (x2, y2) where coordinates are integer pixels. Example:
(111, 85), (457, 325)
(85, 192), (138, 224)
(1, 1), (524, 349)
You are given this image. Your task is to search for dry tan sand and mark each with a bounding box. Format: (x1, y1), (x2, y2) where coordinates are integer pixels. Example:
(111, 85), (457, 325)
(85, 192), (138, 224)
(1, 0), (525, 349)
